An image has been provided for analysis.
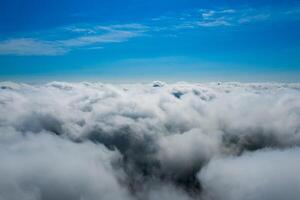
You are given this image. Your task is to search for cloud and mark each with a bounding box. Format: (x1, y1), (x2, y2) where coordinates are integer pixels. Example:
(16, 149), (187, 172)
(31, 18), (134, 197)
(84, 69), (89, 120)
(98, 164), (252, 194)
(152, 6), (299, 31)
(62, 23), (147, 47)
(195, 5), (300, 28)
(157, 129), (220, 178)
(238, 13), (270, 24)
(200, 9), (236, 20)
(1, 5), (299, 55)
(0, 81), (300, 199)
(0, 23), (147, 56)
(62, 28), (143, 47)
(196, 20), (231, 27)
(0, 38), (67, 56)
(284, 6), (300, 16)
(199, 148), (300, 200)
(0, 128), (131, 200)
(196, 8), (271, 27)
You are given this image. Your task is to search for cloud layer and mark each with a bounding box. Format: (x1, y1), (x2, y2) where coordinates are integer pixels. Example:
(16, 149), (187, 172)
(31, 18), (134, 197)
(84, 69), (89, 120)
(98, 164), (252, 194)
(0, 81), (300, 200)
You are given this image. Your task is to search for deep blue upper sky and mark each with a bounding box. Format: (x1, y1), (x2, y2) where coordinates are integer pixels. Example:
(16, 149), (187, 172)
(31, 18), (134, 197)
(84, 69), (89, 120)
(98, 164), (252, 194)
(0, 0), (299, 82)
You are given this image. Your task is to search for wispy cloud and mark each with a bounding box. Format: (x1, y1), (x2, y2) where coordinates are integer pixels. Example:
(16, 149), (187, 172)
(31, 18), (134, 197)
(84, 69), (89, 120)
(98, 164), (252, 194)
(144, 8), (271, 31)
(0, 23), (148, 56)
(62, 24), (147, 47)
(151, 6), (299, 30)
(238, 13), (270, 24)
(195, 8), (270, 27)
(196, 19), (231, 27)
(0, 5), (299, 56)
(0, 38), (68, 56)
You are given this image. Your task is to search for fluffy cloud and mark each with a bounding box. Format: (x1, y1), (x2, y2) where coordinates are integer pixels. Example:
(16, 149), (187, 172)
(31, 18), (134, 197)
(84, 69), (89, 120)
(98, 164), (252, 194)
(0, 128), (131, 200)
(0, 81), (300, 200)
(199, 148), (300, 200)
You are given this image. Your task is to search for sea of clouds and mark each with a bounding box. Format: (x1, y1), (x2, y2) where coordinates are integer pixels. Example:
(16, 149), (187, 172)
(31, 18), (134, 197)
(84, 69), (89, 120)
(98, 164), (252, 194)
(0, 81), (300, 200)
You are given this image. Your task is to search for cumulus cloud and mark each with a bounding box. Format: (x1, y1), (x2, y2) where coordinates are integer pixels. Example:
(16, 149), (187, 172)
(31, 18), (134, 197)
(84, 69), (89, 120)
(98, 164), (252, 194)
(199, 148), (300, 200)
(0, 81), (300, 200)
(0, 128), (131, 200)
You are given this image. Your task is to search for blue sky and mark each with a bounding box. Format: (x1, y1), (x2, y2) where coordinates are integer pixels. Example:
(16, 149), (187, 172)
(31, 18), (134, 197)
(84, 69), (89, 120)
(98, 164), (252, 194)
(0, 0), (300, 82)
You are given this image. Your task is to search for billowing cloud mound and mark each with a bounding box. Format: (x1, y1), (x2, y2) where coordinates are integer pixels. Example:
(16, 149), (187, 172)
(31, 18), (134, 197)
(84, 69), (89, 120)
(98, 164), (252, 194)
(199, 148), (300, 200)
(0, 81), (300, 200)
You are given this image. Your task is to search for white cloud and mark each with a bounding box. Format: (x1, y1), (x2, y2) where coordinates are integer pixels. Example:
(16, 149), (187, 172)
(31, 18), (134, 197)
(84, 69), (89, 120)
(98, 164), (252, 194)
(0, 38), (67, 56)
(1, 5), (299, 56)
(62, 29), (143, 47)
(197, 19), (231, 27)
(0, 81), (300, 199)
(157, 6), (297, 30)
(157, 129), (220, 177)
(0, 129), (131, 200)
(199, 148), (300, 200)
(238, 13), (270, 24)
(62, 23), (147, 47)
(196, 8), (270, 28)
(0, 23), (147, 56)
(108, 23), (149, 30)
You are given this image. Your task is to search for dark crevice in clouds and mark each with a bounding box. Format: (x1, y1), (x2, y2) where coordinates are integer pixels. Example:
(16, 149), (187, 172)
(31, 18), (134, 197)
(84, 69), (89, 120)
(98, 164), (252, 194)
(1, 81), (300, 200)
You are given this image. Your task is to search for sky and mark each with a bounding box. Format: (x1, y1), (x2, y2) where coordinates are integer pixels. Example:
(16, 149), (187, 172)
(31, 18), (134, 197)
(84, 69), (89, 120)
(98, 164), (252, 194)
(0, 0), (300, 82)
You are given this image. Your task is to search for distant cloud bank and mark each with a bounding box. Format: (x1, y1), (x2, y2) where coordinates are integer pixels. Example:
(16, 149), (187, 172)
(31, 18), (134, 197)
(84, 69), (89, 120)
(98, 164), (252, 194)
(1, 81), (300, 200)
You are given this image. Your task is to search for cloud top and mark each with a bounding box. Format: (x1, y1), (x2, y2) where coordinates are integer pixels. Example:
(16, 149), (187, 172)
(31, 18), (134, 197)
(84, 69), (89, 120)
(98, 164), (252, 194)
(0, 81), (300, 200)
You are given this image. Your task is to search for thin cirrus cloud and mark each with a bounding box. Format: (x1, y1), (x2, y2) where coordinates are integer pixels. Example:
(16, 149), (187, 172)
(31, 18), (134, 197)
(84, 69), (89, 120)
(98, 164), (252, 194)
(0, 38), (68, 56)
(0, 23), (148, 56)
(62, 25), (146, 47)
(156, 6), (298, 29)
(0, 6), (299, 56)
(172, 8), (271, 28)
